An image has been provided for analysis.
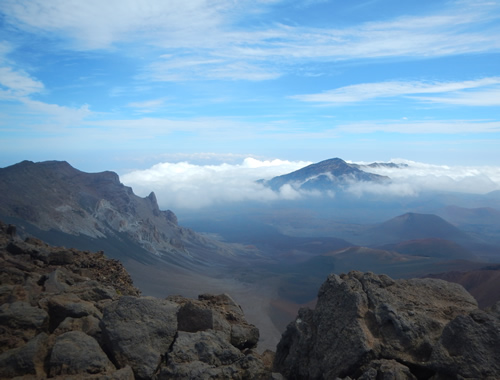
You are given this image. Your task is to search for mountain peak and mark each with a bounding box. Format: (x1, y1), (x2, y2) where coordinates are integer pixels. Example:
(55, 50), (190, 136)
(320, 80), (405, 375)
(262, 157), (389, 191)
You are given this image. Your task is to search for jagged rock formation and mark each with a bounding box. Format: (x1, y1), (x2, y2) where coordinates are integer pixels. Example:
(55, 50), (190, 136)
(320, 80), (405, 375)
(0, 221), (274, 379)
(274, 270), (500, 379)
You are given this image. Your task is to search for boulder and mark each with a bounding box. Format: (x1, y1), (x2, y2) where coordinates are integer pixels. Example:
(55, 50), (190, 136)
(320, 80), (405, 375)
(48, 330), (115, 376)
(161, 330), (269, 380)
(429, 308), (500, 378)
(274, 271), (479, 379)
(41, 293), (102, 332)
(0, 333), (49, 378)
(100, 296), (178, 380)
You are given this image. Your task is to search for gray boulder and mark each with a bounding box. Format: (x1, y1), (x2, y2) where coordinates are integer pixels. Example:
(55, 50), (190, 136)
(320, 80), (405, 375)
(161, 330), (268, 380)
(48, 330), (115, 376)
(100, 296), (178, 380)
(0, 333), (49, 378)
(429, 307), (500, 378)
(274, 271), (479, 379)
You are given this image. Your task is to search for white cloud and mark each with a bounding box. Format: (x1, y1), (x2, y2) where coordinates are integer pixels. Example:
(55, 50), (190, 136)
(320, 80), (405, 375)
(1, 0), (230, 50)
(121, 157), (500, 210)
(142, 56), (280, 82)
(121, 158), (311, 209)
(2, 0), (499, 82)
(0, 66), (44, 98)
(291, 78), (500, 105)
(127, 98), (168, 113)
(352, 159), (500, 196)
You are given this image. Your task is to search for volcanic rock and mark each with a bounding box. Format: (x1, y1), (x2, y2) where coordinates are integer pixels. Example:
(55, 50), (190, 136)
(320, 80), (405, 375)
(273, 270), (500, 379)
(0, 221), (273, 379)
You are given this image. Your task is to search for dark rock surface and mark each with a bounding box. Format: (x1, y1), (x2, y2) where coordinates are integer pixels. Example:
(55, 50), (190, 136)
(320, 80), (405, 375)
(274, 270), (500, 379)
(0, 221), (273, 379)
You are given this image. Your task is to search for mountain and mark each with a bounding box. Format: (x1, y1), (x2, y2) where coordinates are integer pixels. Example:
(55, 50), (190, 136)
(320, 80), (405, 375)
(0, 160), (253, 267)
(260, 157), (389, 191)
(360, 212), (473, 246)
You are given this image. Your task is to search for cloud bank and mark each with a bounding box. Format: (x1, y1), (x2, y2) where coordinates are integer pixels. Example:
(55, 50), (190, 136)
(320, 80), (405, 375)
(121, 158), (312, 209)
(121, 158), (500, 210)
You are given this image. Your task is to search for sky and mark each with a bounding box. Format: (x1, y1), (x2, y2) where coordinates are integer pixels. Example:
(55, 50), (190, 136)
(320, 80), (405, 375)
(1, 0), (500, 209)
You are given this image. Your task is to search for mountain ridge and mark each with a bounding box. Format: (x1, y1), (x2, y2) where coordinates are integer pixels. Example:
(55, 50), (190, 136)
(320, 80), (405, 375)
(0, 160), (255, 266)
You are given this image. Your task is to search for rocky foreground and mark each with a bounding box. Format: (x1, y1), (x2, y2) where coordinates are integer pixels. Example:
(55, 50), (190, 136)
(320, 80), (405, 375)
(1, 219), (500, 379)
(0, 221), (274, 379)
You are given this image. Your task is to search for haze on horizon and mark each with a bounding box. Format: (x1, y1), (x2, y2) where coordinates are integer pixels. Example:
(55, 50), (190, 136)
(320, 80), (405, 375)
(1, 0), (500, 174)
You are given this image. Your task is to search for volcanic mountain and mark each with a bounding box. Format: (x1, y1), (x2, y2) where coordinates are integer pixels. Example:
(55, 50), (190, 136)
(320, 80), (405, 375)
(360, 212), (473, 246)
(260, 157), (389, 191)
(0, 160), (254, 268)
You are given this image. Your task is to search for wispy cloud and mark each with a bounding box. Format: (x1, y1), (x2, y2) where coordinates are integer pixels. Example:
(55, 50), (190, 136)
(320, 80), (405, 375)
(0, 67), (44, 98)
(2, 0), (499, 81)
(127, 98), (168, 114)
(291, 77), (500, 105)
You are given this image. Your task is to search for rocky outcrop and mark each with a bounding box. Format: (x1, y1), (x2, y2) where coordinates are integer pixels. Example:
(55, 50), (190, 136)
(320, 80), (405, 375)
(0, 221), (273, 379)
(274, 270), (500, 379)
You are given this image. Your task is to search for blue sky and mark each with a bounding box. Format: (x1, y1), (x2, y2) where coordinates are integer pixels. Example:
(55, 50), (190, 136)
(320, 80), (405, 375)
(1, 0), (500, 175)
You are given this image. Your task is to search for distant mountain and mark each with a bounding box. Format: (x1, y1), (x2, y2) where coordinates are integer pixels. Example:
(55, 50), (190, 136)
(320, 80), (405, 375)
(427, 265), (500, 308)
(360, 212), (473, 246)
(260, 157), (389, 191)
(0, 160), (251, 268)
(437, 205), (500, 227)
(353, 161), (408, 169)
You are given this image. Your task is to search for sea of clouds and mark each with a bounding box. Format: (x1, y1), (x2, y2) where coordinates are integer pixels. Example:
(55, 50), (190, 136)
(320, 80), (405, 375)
(121, 158), (500, 210)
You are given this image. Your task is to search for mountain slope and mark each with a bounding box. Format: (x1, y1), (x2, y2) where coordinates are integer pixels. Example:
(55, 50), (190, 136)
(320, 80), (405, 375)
(261, 157), (389, 191)
(0, 160), (252, 266)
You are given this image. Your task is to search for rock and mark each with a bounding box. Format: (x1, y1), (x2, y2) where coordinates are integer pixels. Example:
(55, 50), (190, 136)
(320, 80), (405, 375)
(41, 293), (102, 332)
(0, 300), (48, 331)
(357, 359), (417, 380)
(429, 308), (500, 378)
(48, 331), (115, 376)
(100, 296), (178, 380)
(53, 315), (102, 338)
(274, 271), (479, 379)
(161, 330), (269, 380)
(0, 301), (49, 349)
(231, 323), (260, 350)
(0, 333), (49, 378)
(0, 221), (273, 379)
(177, 299), (231, 338)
